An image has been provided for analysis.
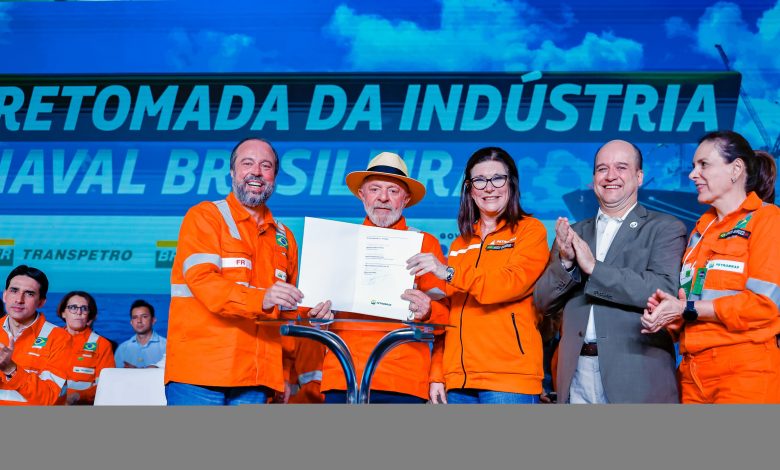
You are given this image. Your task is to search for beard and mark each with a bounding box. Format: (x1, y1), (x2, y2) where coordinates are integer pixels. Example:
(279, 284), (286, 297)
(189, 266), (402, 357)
(364, 202), (403, 228)
(234, 175), (275, 208)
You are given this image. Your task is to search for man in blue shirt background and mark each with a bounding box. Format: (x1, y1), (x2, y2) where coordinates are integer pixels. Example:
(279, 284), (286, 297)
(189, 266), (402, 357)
(114, 299), (167, 368)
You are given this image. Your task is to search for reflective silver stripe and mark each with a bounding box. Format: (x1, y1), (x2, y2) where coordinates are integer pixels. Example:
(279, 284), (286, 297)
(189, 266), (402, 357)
(425, 287), (446, 301)
(39, 370), (67, 388)
(687, 232), (702, 249)
(87, 331), (100, 345)
(183, 253), (222, 275)
(298, 370), (323, 386)
(171, 283), (193, 297)
(407, 226), (421, 233)
(222, 257), (252, 269)
(66, 380), (94, 391)
(274, 218), (286, 233)
(32, 321), (56, 349)
(746, 278), (780, 309)
(700, 289), (741, 301)
(213, 199), (241, 240)
(449, 243), (481, 257)
(0, 390), (27, 402)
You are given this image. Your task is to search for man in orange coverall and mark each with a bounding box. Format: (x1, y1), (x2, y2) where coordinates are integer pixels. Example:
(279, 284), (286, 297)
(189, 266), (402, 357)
(165, 138), (331, 406)
(1, 265), (71, 406)
(313, 152), (449, 404)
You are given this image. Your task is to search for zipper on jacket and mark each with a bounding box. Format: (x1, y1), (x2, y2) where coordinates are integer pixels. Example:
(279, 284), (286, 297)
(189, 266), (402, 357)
(458, 294), (468, 389)
(459, 236), (488, 388)
(511, 312), (525, 355)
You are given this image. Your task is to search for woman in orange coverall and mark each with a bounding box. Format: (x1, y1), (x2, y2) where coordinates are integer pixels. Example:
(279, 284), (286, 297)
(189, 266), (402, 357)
(642, 130), (780, 404)
(56, 291), (115, 405)
(407, 147), (549, 404)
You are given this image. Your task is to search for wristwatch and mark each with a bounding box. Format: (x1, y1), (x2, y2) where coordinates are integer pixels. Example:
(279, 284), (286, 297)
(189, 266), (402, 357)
(445, 266), (455, 283)
(682, 300), (699, 322)
(4, 366), (16, 381)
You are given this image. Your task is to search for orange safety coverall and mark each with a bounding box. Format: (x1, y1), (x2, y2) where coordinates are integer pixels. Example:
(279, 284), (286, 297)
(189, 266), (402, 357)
(1, 314), (71, 406)
(430, 217), (549, 395)
(287, 338), (325, 404)
(320, 216), (448, 400)
(57, 328), (115, 405)
(678, 192), (780, 403)
(166, 192), (298, 392)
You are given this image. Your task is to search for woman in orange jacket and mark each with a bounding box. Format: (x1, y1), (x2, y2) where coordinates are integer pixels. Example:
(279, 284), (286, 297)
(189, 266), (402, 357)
(56, 291), (115, 405)
(642, 130), (780, 403)
(408, 147), (549, 404)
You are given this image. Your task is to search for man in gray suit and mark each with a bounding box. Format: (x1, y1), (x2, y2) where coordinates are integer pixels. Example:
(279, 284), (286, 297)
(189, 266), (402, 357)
(533, 140), (686, 403)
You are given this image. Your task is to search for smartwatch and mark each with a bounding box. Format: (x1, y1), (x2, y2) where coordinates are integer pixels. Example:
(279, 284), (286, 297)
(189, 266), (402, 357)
(682, 300), (699, 322)
(445, 266), (455, 283)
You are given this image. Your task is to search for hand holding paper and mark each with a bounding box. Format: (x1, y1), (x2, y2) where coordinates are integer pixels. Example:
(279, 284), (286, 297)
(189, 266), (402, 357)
(297, 217), (424, 320)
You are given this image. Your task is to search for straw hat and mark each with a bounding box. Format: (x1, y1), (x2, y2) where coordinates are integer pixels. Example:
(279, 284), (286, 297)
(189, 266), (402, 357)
(345, 152), (426, 207)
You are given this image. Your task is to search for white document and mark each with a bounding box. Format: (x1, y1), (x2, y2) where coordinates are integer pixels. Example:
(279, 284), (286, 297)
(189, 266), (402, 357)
(298, 217), (423, 320)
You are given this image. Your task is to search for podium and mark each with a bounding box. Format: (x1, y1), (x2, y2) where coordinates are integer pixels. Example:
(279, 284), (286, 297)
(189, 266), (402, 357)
(276, 318), (449, 404)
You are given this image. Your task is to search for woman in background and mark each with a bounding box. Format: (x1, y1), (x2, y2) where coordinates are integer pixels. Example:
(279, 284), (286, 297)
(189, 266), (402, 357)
(57, 291), (115, 405)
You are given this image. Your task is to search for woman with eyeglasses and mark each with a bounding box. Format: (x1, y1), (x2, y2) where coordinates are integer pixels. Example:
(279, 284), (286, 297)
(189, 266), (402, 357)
(56, 291), (115, 405)
(407, 147), (549, 404)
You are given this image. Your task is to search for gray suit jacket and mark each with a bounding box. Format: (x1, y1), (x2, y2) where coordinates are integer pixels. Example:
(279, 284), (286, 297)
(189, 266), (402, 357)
(533, 204), (686, 403)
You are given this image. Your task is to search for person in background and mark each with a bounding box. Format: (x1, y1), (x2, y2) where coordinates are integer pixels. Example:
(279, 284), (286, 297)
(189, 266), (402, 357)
(56, 290), (115, 405)
(409, 146), (549, 404)
(114, 299), (166, 369)
(1, 265), (71, 406)
(642, 130), (780, 404)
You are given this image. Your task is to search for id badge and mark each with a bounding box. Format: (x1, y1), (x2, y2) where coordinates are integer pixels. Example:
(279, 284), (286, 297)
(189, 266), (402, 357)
(680, 264), (694, 296)
(691, 267), (707, 296)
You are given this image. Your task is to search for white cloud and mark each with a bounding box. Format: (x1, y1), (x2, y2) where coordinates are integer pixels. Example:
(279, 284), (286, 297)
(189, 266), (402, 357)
(685, 1), (780, 150)
(664, 16), (695, 40)
(326, 0), (643, 71)
(522, 149), (593, 215)
(167, 28), (274, 72)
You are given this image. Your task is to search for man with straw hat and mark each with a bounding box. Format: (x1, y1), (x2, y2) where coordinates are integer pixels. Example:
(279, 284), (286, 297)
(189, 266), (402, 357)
(314, 152), (448, 404)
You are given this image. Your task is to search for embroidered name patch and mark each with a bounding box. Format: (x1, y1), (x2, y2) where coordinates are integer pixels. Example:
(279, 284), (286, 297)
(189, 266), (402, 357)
(719, 229), (751, 240)
(73, 367), (95, 374)
(706, 260), (745, 273)
(486, 242), (514, 251)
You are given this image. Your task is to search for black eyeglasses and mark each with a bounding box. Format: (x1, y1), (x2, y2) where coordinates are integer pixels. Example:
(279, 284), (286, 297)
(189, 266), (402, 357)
(468, 174), (508, 190)
(66, 305), (89, 314)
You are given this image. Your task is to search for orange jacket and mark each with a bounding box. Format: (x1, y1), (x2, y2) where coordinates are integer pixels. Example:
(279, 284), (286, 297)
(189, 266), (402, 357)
(430, 217), (549, 394)
(166, 192), (298, 391)
(287, 338), (325, 404)
(1, 314), (71, 406)
(320, 216), (448, 399)
(57, 328), (115, 405)
(680, 192), (780, 354)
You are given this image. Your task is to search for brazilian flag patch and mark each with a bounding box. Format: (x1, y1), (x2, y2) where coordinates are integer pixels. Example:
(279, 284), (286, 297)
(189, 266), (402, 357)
(33, 337), (48, 347)
(83, 342), (97, 352)
(276, 233), (288, 248)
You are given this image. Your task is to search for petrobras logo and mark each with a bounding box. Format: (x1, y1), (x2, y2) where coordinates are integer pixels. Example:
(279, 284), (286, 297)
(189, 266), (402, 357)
(155, 240), (177, 268)
(0, 239), (13, 266)
(370, 299), (391, 307)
